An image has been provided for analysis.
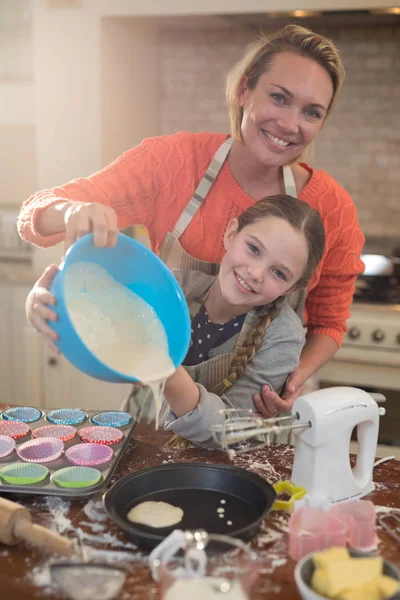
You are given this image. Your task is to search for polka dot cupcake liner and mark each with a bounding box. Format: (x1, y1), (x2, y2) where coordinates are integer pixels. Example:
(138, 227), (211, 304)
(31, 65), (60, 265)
(0, 419), (30, 439)
(0, 435), (16, 458)
(79, 426), (123, 445)
(66, 443), (113, 467)
(91, 411), (132, 428)
(2, 406), (42, 423)
(32, 424), (76, 442)
(17, 437), (64, 463)
(51, 466), (102, 489)
(47, 408), (87, 426)
(0, 462), (49, 485)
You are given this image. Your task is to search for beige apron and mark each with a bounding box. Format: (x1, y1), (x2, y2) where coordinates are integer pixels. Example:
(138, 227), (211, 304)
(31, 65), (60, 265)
(126, 137), (304, 442)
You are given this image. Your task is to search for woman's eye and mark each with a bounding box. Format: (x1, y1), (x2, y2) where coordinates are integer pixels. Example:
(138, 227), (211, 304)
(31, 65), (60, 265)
(247, 243), (259, 256)
(273, 268), (286, 281)
(270, 93), (286, 104)
(304, 108), (321, 120)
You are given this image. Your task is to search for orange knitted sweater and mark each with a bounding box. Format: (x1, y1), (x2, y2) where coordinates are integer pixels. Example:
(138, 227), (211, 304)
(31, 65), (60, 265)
(18, 131), (365, 346)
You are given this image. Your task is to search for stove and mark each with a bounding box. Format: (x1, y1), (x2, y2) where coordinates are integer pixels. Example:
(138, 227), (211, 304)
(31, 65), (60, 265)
(316, 237), (400, 445)
(339, 302), (400, 370)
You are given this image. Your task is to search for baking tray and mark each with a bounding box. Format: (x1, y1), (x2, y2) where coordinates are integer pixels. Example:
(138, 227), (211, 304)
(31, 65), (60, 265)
(103, 462), (276, 550)
(0, 406), (136, 500)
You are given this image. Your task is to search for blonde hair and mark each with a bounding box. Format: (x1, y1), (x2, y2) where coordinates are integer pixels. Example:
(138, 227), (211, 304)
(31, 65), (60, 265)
(166, 195), (325, 448)
(226, 24), (345, 142)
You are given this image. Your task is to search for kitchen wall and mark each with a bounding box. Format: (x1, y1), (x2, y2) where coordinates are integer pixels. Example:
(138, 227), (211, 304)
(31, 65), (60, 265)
(159, 20), (400, 238)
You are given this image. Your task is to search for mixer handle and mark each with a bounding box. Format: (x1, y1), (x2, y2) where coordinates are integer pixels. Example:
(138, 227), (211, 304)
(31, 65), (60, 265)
(369, 393), (386, 403)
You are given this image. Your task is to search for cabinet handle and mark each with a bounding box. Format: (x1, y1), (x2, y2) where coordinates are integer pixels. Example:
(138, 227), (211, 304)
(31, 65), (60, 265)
(48, 357), (58, 367)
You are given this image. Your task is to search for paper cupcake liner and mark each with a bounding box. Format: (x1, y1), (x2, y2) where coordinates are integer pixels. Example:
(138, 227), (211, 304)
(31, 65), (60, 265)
(91, 411), (132, 428)
(79, 426), (123, 445)
(0, 462), (49, 485)
(65, 443), (113, 466)
(51, 466), (102, 489)
(0, 435), (16, 458)
(17, 437), (64, 463)
(47, 408), (87, 426)
(2, 406), (42, 423)
(0, 420), (30, 439)
(32, 424), (76, 442)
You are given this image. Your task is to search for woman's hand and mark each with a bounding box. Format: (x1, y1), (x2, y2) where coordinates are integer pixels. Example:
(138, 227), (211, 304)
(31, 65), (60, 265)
(63, 202), (118, 251)
(26, 265), (60, 354)
(252, 368), (307, 418)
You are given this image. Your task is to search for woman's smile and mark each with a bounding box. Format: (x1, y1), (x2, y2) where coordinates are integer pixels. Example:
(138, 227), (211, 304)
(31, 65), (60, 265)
(261, 129), (295, 151)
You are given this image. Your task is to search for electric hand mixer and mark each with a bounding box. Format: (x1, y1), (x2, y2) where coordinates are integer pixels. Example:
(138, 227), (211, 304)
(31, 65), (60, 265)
(212, 387), (386, 510)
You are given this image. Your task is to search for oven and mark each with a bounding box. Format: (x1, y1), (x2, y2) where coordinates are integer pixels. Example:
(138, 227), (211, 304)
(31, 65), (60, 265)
(316, 239), (400, 447)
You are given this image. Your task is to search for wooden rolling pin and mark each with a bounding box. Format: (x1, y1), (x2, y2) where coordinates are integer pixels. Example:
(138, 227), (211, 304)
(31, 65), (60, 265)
(0, 497), (75, 556)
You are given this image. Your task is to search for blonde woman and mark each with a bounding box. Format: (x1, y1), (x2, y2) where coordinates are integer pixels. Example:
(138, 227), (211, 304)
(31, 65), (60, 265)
(20, 25), (364, 417)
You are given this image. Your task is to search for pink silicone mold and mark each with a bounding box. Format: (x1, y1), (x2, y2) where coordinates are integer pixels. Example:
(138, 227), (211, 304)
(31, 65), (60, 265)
(0, 420), (30, 439)
(288, 500), (378, 561)
(0, 435), (16, 458)
(65, 442), (113, 466)
(32, 424), (77, 442)
(330, 500), (376, 550)
(17, 437), (64, 463)
(289, 507), (348, 561)
(79, 426), (123, 445)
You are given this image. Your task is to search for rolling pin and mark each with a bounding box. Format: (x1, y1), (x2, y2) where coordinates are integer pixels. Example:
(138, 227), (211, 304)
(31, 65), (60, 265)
(0, 496), (75, 556)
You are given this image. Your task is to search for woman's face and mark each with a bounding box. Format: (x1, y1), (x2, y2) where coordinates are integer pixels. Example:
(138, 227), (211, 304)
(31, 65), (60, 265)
(239, 52), (334, 167)
(218, 216), (309, 313)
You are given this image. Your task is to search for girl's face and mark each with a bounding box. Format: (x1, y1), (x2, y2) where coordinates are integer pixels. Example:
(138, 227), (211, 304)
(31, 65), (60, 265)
(239, 52), (334, 168)
(219, 216), (308, 312)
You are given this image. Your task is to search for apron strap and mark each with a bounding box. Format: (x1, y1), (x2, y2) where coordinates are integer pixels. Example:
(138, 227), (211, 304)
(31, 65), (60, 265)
(173, 137), (234, 238)
(283, 165), (297, 197)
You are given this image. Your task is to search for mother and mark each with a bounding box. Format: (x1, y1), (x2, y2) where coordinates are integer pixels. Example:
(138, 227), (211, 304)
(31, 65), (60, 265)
(19, 24), (364, 417)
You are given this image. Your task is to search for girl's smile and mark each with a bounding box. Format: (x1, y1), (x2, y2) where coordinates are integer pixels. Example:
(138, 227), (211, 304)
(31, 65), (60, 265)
(206, 215), (309, 323)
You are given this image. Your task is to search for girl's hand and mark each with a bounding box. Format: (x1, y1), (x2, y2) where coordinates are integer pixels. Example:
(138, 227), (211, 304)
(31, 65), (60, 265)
(26, 264), (60, 354)
(64, 202), (118, 251)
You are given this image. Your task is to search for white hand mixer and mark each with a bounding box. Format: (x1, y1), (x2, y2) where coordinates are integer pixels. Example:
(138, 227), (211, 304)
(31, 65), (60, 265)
(212, 386), (386, 510)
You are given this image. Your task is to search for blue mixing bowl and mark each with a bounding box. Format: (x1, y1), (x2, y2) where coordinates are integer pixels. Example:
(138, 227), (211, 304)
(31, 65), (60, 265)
(49, 233), (191, 383)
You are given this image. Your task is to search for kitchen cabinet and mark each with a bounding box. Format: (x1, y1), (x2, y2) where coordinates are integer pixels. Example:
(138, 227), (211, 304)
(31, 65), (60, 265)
(0, 283), (34, 406)
(0, 282), (131, 412)
(42, 345), (131, 411)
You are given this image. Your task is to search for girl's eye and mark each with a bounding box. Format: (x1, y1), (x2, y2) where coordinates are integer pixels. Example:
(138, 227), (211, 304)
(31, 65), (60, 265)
(273, 268), (286, 281)
(270, 93), (286, 105)
(304, 108), (321, 120)
(247, 243), (259, 256)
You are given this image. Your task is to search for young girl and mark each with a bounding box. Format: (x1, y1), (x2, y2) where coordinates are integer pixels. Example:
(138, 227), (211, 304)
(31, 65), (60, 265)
(153, 194), (324, 446)
(26, 194), (325, 447)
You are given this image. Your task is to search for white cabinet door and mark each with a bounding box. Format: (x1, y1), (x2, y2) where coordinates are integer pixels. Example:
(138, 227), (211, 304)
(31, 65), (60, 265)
(9, 284), (44, 407)
(1, 283), (38, 406)
(42, 345), (131, 411)
(0, 285), (13, 403)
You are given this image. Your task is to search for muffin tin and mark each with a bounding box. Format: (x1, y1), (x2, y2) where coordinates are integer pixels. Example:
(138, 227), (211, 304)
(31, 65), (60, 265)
(0, 406), (136, 499)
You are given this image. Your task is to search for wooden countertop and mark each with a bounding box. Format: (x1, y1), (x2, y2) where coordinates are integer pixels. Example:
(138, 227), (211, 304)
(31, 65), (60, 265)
(1, 423), (400, 599)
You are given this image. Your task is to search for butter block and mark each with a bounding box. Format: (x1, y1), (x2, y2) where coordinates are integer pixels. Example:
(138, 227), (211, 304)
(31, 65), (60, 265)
(377, 575), (400, 598)
(325, 556), (383, 597)
(340, 579), (381, 600)
(313, 547), (350, 569)
(311, 567), (329, 596)
(340, 575), (400, 600)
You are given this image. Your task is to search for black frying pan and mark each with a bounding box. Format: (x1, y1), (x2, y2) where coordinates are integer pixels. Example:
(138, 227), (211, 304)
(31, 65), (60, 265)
(103, 462), (276, 550)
